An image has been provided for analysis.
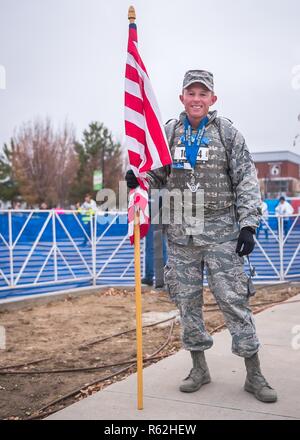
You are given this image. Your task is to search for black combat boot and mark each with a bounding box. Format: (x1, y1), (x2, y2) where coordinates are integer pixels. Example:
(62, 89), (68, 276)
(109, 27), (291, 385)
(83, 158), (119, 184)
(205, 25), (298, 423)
(244, 353), (277, 402)
(180, 351), (211, 393)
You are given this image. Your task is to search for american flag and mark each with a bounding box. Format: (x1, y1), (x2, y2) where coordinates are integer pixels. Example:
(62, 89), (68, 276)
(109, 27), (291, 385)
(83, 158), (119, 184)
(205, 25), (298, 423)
(125, 20), (172, 244)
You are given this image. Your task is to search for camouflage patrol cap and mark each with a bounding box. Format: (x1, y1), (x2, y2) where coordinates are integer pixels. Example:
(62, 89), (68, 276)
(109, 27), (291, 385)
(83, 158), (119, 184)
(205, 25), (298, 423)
(183, 70), (214, 92)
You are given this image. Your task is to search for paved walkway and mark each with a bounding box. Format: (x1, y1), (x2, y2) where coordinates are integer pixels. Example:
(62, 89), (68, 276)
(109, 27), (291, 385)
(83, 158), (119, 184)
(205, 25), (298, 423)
(48, 294), (300, 420)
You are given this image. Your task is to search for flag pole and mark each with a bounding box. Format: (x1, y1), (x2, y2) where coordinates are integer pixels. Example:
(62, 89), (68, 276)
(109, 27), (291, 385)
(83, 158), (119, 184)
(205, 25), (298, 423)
(134, 209), (143, 410)
(129, 6), (144, 411)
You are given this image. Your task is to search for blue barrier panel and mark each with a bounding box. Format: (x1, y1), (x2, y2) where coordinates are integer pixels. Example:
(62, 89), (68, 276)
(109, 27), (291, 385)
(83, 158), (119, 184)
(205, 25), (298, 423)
(0, 210), (299, 301)
(0, 211), (92, 242)
(0, 211), (144, 299)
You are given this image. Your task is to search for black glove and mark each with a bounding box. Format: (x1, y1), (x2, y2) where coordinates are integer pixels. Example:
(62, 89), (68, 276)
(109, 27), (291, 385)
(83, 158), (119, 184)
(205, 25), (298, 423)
(236, 227), (255, 257)
(125, 170), (139, 189)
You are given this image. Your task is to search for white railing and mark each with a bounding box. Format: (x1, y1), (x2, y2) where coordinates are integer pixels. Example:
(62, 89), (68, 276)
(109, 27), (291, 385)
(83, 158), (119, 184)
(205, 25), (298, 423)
(252, 213), (300, 282)
(0, 210), (299, 298)
(0, 210), (143, 296)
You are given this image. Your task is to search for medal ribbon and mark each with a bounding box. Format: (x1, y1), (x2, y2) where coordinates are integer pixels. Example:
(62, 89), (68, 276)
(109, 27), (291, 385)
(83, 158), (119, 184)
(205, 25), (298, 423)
(184, 116), (209, 169)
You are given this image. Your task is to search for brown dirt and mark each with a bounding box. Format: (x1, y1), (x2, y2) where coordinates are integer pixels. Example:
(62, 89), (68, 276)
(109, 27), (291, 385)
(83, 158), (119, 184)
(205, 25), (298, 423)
(0, 283), (299, 420)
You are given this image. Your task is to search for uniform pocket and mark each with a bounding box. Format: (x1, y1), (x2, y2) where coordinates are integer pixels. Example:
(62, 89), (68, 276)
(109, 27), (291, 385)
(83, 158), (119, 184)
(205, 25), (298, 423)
(164, 263), (179, 304)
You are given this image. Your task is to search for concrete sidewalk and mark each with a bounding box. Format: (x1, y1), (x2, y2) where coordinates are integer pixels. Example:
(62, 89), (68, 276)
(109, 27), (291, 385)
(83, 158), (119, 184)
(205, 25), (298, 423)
(48, 294), (300, 420)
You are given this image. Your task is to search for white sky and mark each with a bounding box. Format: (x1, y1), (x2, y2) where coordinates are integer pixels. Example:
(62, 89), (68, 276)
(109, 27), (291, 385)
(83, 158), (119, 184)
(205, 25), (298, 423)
(0, 0), (300, 153)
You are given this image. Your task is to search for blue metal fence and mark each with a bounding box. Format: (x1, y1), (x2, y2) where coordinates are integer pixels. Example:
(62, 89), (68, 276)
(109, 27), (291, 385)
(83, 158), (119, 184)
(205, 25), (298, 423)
(0, 210), (142, 299)
(0, 210), (299, 300)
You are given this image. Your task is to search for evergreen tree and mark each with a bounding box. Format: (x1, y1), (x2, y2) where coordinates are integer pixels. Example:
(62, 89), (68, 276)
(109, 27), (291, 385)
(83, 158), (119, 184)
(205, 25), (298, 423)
(71, 122), (123, 203)
(0, 140), (20, 203)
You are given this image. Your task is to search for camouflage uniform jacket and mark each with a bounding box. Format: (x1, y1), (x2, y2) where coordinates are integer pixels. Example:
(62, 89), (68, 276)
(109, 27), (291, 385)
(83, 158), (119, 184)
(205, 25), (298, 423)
(147, 110), (262, 246)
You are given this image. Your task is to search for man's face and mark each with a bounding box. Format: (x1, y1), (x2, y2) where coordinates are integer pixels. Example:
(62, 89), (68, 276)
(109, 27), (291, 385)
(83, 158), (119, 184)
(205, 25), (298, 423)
(180, 83), (217, 121)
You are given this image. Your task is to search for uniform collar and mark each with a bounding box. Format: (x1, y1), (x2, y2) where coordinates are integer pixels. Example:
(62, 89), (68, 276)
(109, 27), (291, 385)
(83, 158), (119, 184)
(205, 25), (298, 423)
(179, 110), (218, 127)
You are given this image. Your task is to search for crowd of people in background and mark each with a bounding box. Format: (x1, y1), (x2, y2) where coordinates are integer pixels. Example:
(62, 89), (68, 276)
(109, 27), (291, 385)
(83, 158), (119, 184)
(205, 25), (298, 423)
(0, 194), (97, 212)
(256, 196), (295, 240)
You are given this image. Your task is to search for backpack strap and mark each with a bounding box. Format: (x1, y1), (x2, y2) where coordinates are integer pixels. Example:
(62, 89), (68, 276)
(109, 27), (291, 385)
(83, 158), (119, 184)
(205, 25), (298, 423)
(213, 117), (235, 168)
(165, 116), (235, 163)
(213, 117), (238, 205)
(164, 119), (178, 148)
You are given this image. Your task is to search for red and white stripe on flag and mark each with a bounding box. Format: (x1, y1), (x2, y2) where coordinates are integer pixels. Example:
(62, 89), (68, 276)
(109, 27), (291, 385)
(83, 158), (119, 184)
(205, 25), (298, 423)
(125, 22), (172, 245)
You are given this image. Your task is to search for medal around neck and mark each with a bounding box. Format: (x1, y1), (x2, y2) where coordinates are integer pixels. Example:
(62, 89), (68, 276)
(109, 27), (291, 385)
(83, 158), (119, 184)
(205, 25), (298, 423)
(187, 173), (200, 193)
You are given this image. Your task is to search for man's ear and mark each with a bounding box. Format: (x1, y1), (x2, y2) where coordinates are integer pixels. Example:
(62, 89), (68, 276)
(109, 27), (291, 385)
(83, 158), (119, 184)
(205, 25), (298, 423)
(179, 94), (184, 104)
(211, 95), (218, 105)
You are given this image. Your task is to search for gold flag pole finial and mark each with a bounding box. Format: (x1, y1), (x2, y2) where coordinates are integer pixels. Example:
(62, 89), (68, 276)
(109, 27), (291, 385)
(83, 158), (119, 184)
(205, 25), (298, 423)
(128, 6), (136, 23)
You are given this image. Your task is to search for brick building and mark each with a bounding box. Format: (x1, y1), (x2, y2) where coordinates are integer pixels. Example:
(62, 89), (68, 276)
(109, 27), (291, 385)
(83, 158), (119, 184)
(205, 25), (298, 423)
(252, 151), (300, 198)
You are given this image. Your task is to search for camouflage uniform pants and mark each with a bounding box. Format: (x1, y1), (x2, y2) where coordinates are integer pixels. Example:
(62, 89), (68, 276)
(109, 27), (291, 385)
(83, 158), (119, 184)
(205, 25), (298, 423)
(164, 239), (260, 358)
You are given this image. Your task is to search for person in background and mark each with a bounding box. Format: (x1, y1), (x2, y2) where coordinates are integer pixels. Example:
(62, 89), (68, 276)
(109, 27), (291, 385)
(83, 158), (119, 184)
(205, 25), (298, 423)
(54, 206), (65, 214)
(256, 201), (269, 240)
(80, 194), (97, 246)
(142, 195), (168, 288)
(40, 202), (48, 210)
(13, 201), (22, 210)
(275, 196), (294, 237)
(81, 194), (97, 211)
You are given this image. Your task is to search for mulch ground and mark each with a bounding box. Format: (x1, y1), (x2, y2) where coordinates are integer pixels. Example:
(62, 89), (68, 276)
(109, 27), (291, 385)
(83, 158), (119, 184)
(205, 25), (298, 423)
(0, 282), (299, 420)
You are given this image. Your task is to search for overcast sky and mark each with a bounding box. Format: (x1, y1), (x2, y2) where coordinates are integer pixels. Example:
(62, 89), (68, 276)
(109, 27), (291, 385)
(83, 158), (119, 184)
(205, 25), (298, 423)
(0, 0), (300, 153)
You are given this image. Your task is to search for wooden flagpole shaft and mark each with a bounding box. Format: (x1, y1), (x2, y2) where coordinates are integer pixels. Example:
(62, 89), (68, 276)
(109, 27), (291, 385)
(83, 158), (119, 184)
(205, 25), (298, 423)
(128, 5), (143, 410)
(134, 209), (143, 410)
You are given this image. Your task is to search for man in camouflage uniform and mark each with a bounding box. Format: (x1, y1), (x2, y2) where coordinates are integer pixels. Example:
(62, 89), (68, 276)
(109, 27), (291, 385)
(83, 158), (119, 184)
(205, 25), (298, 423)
(126, 70), (277, 403)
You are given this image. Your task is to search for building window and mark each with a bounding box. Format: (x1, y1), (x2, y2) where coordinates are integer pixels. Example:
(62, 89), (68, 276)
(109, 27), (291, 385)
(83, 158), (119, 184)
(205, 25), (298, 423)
(266, 180), (290, 198)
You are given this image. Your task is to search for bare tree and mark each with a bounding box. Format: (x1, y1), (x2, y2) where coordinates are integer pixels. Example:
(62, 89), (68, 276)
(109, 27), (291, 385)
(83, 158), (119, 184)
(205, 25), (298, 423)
(12, 119), (78, 207)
